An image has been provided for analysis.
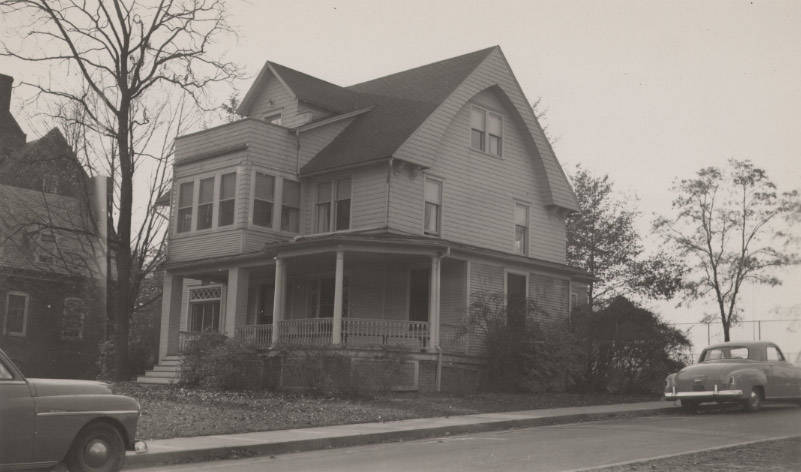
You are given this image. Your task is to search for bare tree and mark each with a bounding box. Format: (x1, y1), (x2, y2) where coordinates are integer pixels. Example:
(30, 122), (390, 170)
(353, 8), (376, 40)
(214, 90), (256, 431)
(654, 159), (801, 341)
(1, 0), (241, 378)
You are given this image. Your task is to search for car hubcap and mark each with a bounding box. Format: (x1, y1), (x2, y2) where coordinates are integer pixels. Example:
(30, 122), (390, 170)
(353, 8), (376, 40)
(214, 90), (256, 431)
(84, 439), (110, 467)
(750, 391), (760, 408)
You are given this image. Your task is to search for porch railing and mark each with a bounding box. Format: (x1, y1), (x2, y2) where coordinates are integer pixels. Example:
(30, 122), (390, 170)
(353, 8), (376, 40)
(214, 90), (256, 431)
(343, 319), (428, 349)
(178, 331), (202, 353)
(278, 318), (333, 346)
(235, 324), (272, 349)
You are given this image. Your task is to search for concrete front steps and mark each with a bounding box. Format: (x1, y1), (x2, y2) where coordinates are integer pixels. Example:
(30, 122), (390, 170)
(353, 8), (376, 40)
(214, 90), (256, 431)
(137, 356), (182, 384)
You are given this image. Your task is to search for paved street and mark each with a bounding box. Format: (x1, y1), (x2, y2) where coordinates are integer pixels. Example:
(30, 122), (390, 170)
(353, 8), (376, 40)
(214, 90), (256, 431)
(132, 404), (801, 472)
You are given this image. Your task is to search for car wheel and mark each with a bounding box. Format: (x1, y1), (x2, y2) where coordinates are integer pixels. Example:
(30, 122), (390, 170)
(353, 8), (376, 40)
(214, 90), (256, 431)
(65, 422), (125, 472)
(680, 400), (698, 413)
(742, 388), (762, 413)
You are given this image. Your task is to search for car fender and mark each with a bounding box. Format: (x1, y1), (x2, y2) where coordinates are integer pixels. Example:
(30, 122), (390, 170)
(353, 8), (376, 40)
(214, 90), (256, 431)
(33, 394), (140, 462)
(727, 368), (767, 395)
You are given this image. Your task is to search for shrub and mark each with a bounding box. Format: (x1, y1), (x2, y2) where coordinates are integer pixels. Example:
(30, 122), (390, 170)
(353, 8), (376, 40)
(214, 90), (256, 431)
(572, 296), (691, 393)
(180, 333), (260, 390)
(96, 339), (117, 381)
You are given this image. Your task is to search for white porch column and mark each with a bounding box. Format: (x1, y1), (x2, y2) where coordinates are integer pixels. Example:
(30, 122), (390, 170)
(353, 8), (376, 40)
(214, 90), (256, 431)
(224, 267), (249, 338)
(332, 250), (345, 345)
(159, 272), (184, 358)
(270, 258), (286, 346)
(428, 255), (441, 350)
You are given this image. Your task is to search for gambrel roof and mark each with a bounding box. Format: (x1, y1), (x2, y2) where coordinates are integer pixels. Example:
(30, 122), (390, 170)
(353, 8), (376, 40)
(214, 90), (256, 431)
(240, 46), (578, 211)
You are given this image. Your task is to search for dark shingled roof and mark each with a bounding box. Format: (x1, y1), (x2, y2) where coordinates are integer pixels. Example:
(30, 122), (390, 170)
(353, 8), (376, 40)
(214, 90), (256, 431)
(299, 47), (496, 175)
(268, 62), (362, 114)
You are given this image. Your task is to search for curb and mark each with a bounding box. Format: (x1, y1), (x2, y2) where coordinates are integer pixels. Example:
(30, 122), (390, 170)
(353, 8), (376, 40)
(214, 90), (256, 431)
(125, 405), (676, 469)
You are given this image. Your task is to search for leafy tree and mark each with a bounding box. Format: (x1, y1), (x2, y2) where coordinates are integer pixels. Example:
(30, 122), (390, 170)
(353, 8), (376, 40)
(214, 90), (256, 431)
(0, 0), (241, 378)
(567, 166), (682, 308)
(654, 159), (801, 341)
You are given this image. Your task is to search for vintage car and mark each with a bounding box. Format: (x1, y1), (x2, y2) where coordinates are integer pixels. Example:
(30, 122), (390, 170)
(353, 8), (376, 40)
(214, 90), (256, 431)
(0, 347), (141, 471)
(664, 341), (801, 412)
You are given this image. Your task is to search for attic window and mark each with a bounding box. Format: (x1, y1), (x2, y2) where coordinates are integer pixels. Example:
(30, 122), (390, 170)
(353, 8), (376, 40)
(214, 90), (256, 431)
(264, 111), (283, 125)
(470, 106), (502, 157)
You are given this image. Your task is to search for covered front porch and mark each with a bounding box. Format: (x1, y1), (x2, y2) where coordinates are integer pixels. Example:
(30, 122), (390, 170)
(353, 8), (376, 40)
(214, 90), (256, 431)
(161, 241), (473, 358)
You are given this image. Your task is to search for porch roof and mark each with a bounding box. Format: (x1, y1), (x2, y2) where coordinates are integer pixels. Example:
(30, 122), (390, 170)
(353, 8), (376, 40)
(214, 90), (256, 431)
(265, 228), (593, 282)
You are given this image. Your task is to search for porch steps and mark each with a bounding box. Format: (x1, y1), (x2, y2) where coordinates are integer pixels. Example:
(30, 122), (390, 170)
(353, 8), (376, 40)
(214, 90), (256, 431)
(137, 356), (182, 385)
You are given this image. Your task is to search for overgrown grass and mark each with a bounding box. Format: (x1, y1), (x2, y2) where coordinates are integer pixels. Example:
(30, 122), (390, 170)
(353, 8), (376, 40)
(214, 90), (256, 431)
(113, 382), (657, 440)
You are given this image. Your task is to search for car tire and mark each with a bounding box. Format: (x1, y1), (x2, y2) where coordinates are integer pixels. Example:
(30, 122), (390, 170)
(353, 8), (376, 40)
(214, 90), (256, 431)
(742, 388), (762, 413)
(65, 422), (125, 472)
(680, 400), (698, 413)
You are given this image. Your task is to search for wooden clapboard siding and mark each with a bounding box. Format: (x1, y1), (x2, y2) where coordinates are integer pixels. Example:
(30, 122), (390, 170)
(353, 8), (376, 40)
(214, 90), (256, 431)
(529, 272), (570, 322)
(249, 75), (299, 123)
(388, 164), (423, 234)
(351, 165), (388, 229)
(440, 258), (467, 326)
(242, 229), (291, 253)
(388, 51), (569, 263)
(168, 229), (244, 262)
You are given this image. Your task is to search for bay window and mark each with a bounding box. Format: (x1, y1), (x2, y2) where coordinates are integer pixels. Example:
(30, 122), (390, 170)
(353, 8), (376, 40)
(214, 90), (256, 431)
(253, 172), (275, 227)
(197, 177), (214, 230)
(218, 172), (236, 226)
(281, 180), (300, 232)
(177, 181), (194, 233)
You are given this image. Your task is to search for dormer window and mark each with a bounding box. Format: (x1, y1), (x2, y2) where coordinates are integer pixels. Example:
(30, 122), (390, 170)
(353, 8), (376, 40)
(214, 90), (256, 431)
(264, 111), (283, 125)
(470, 106), (502, 157)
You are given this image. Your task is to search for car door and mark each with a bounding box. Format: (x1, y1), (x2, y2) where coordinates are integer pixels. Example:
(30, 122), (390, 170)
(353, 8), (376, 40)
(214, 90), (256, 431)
(0, 352), (35, 466)
(766, 344), (793, 397)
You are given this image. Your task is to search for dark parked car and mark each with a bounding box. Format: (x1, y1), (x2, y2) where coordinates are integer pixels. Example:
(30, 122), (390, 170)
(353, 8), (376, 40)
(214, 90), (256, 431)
(664, 341), (801, 412)
(0, 348), (140, 471)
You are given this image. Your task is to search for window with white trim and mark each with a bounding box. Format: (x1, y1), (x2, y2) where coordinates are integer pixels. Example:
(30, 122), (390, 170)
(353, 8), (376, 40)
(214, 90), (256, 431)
(281, 180), (300, 233)
(196, 177), (214, 230)
(4, 292), (29, 337)
(424, 178), (442, 235)
(314, 179), (351, 233)
(177, 181), (194, 233)
(514, 203), (529, 256)
(470, 106), (502, 156)
(61, 297), (86, 340)
(218, 172), (237, 227)
(253, 172), (275, 227)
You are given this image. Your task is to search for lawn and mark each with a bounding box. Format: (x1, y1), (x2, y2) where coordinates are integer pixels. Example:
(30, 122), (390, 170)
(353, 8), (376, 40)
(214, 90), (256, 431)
(592, 436), (801, 472)
(112, 382), (657, 440)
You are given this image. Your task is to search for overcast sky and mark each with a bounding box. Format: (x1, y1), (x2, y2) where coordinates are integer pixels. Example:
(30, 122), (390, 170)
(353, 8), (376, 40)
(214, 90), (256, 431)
(2, 0), (799, 333)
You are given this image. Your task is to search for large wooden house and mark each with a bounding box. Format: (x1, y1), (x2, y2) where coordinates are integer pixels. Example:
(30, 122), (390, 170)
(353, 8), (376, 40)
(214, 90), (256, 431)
(143, 47), (590, 390)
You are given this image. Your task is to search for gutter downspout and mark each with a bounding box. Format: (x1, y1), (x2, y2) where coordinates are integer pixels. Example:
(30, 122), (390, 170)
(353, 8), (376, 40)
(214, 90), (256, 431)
(385, 157), (393, 229)
(435, 246), (451, 392)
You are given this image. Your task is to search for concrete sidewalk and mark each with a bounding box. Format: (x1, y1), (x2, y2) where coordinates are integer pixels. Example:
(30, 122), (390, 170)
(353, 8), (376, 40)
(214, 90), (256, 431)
(125, 400), (676, 469)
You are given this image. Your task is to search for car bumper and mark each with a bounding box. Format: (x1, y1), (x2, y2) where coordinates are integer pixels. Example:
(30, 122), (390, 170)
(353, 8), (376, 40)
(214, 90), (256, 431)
(664, 386), (743, 402)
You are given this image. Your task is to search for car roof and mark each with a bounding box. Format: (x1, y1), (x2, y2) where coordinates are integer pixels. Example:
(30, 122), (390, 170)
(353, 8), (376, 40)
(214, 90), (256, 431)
(703, 341), (774, 350)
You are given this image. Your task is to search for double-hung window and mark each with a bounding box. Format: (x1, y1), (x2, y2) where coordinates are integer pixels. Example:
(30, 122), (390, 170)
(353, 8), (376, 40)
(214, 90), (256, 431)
(281, 180), (300, 233)
(196, 177), (214, 230)
(4, 292), (29, 337)
(470, 106), (503, 157)
(315, 182), (332, 233)
(314, 179), (352, 233)
(424, 178), (442, 235)
(177, 182), (194, 233)
(218, 173), (236, 226)
(514, 202), (529, 255)
(61, 297), (86, 340)
(253, 173), (275, 227)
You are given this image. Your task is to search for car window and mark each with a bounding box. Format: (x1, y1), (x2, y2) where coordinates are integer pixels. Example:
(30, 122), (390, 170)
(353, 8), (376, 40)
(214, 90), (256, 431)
(0, 359), (14, 380)
(767, 346), (785, 361)
(702, 346), (751, 361)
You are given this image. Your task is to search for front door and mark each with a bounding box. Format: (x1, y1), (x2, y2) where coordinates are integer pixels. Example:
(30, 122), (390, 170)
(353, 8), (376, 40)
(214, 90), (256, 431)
(409, 268), (430, 322)
(0, 355), (34, 466)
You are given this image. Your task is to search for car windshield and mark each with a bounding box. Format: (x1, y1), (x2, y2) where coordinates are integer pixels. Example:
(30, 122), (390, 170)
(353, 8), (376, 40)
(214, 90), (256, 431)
(700, 346), (753, 362)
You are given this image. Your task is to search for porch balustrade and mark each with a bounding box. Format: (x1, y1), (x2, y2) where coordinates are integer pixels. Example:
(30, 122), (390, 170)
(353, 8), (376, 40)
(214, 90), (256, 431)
(178, 331), (202, 352)
(342, 319), (429, 349)
(235, 324), (272, 349)
(278, 318), (334, 345)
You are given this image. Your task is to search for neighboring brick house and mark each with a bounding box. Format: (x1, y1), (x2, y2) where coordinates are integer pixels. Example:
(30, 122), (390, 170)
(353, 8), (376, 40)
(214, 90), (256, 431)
(142, 47), (591, 390)
(0, 74), (109, 378)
